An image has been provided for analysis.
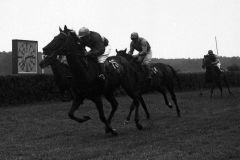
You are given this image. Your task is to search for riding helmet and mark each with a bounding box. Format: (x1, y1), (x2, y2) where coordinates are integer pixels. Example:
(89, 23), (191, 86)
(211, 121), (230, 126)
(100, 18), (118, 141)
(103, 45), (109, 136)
(131, 32), (139, 40)
(78, 27), (90, 38)
(208, 50), (213, 54)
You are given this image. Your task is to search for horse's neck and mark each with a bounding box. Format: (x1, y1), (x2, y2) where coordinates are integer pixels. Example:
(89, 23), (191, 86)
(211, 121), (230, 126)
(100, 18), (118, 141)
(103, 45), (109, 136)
(118, 55), (142, 73)
(122, 54), (135, 62)
(66, 53), (95, 84)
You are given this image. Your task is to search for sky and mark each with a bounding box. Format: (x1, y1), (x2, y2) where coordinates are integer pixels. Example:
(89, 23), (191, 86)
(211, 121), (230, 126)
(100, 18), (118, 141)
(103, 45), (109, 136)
(0, 0), (240, 58)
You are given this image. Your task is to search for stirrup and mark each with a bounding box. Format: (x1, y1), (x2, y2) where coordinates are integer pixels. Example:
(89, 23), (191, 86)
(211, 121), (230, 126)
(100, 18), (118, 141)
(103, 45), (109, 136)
(98, 74), (105, 80)
(147, 76), (152, 80)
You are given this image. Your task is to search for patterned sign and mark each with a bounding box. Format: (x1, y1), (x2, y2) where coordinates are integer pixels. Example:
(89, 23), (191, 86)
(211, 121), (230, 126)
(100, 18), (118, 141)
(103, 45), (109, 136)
(12, 40), (38, 74)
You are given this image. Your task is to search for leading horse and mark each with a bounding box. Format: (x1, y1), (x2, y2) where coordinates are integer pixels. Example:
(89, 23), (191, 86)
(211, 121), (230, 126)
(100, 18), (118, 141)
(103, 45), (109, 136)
(40, 26), (145, 135)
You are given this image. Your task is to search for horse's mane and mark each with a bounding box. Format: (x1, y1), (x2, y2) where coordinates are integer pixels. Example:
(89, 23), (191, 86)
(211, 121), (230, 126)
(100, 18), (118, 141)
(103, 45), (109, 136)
(116, 50), (139, 65)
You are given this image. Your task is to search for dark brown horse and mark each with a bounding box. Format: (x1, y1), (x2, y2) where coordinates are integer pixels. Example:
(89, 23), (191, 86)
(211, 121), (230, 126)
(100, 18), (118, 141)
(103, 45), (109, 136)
(201, 54), (232, 97)
(116, 49), (181, 119)
(40, 26), (145, 135)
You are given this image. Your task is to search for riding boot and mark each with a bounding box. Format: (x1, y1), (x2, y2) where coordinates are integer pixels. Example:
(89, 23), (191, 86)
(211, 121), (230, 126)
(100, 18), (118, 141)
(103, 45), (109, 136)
(98, 63), (105, 81)
(145, 64), (152, 80)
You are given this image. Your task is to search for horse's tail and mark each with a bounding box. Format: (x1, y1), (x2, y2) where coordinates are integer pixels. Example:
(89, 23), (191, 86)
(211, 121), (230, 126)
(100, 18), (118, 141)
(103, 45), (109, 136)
(169, 65), (182, 90)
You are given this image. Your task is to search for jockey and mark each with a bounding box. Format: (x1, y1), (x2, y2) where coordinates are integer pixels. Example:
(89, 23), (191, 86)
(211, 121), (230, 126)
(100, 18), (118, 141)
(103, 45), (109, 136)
(128, 32), (152, 79)
(77, 27), (110, 80)
(207, 50), (222, 72)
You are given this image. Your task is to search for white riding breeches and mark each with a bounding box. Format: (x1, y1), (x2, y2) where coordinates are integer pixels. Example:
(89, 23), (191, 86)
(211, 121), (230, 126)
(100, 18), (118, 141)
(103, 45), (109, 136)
(212, 61), (221, 69)
(142, 49), (152, 64)
(98, 45), (111, 63)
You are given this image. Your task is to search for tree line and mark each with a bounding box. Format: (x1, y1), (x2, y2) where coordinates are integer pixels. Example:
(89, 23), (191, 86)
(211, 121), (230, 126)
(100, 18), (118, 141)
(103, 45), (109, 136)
(0, 52), (239, 75)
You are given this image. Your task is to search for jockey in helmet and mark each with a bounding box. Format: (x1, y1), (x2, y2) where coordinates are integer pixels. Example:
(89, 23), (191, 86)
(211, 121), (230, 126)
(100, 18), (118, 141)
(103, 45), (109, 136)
(128, 32), (152, 79)
(77, 27), (110, 81)
(207, 50), (222, 72)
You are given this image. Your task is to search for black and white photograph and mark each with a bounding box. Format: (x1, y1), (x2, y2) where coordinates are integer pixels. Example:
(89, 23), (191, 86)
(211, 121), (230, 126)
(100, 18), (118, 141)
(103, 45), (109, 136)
(0, 0), (240, 159)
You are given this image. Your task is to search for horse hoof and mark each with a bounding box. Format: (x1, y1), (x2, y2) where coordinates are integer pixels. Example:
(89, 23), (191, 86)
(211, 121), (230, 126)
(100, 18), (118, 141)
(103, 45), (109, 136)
(105, 128), (118, 136)
(177, 113), (181, 117)
(136, 123), (143, 130)
(124, 120), (130, 125)
(105, 127), (111, 133)
(83, 116), (91, 121)
(168, 105), (173, 109)
(111, 129), (118, 136)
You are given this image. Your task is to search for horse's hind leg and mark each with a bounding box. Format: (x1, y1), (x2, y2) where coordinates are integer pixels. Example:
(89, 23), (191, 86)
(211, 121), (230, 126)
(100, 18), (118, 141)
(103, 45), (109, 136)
(217, 80), (223, 96)
(68, 96), (90, 123)
(223, 75), (232, 95)
(158, 88), (173, 109)
(125, 102), (135, 122)
(210, 84), (214, 98)
(168, 87), (181, 117)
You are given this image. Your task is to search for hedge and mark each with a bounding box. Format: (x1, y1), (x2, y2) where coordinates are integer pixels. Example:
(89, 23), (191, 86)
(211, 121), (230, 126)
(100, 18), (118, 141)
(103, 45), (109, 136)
(0, 74), (59, 106)
(0, 71), (240, 106)
(177, 71), (240, 91)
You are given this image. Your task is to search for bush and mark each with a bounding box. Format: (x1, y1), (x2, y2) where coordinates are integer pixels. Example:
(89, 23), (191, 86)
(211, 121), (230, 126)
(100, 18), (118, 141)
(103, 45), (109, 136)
(0, 74), (59, 106)
(1, 72), (240, 106)
(227, 64), (240, 71)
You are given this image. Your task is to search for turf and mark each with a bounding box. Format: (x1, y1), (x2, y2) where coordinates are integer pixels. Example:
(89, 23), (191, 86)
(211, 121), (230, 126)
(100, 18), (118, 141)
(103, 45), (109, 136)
(0, 88), (240, 160)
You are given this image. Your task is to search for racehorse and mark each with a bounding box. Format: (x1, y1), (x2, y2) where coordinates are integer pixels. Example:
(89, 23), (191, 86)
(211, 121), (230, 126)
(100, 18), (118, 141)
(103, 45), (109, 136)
(116, 49), (181, 119)
(201, 54), (232, 97)
(40, 26), (144, 135)
(39, 55), (72, 101)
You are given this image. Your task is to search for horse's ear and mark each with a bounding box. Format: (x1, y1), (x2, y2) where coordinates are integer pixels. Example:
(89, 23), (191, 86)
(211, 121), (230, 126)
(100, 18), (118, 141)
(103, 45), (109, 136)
(59, 26), (63, 32)
(124, 48), (127, 53)
(116, 49), (118, 53)
(64, 25), (68, 31)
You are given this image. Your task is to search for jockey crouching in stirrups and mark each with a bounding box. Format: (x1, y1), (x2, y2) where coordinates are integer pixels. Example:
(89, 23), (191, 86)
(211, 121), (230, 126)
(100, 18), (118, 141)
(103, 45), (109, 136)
(207, 50), (222, 74)
(77, 27), (110, 81)
(128, 32), (152, 80)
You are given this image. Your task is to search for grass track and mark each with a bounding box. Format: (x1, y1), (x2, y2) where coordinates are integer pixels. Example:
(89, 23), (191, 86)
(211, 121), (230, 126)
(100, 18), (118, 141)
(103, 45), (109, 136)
(0, 88), (240, 160)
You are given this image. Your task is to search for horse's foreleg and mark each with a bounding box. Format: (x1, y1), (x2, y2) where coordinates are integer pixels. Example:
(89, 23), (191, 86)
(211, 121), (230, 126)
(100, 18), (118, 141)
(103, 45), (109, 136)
(122, 85), (143, 130)
(217, 80), (223, 96)
(134, 97), (143, 130)
(139, 95), (150, 119)
(104, 92), (119, 124)
(199, 80), (205, 96)
(92, 97), (118, 136)
(68, 97), (91, 123)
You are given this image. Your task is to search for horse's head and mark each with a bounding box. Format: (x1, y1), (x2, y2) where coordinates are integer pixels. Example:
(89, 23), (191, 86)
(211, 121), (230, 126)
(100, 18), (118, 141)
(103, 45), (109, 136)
(116, 48), (127, 56)
(116, 48), (133, 61)
(40, 25), (80, 68)
(42, 26), (69, 56)
(116, 48), (139, 63)
(54, 29), (84, 56)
